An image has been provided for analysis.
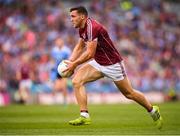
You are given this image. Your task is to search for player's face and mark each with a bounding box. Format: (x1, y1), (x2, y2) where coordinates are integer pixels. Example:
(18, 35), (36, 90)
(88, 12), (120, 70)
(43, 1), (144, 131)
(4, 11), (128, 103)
(70, 10), (83, 28)
(55, 38), (64, 48)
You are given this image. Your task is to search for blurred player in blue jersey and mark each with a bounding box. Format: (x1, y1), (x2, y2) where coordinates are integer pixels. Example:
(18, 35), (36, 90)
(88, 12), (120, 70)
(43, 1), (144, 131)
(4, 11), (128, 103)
(50, 37), (71, 105)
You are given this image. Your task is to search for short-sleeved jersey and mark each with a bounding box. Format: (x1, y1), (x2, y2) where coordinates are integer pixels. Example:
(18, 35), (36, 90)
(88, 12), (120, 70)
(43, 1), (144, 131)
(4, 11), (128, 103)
(79, 18), (123, 65)
(51, 46), (71, 68)
(50, 45), (71, 80)
(20, 63), (30, 80)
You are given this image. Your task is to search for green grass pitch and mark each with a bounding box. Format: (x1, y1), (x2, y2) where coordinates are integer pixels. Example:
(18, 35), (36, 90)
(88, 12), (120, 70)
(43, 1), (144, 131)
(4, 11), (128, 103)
(0, 102), (180, 135)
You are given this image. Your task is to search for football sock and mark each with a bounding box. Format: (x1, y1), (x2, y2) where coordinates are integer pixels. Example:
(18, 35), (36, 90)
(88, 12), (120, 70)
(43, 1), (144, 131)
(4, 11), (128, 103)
(80, 110), (89, 118)
(147, 106), (153, 112)
(149, 107), (156, 115)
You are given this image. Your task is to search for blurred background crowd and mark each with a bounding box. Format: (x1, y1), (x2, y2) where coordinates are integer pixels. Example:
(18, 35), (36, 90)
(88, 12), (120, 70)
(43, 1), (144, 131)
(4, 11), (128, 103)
(0, 0), (179, 104)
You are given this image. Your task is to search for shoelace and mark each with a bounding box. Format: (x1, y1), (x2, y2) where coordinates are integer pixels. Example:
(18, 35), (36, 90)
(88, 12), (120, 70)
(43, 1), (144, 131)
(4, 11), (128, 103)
(72, 117), (84, 122)
(152, 110), (160, 121)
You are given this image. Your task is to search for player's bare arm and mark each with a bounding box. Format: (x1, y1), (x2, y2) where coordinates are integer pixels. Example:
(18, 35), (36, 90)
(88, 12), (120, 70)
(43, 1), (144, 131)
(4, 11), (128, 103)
(69, 38), (85, 62)
(65, 40), (97, 72)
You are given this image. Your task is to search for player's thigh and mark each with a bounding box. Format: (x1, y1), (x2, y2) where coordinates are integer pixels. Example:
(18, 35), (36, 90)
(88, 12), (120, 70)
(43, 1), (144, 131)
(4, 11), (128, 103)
(72, 63), (104, 84)
(114, 76), (134, 95)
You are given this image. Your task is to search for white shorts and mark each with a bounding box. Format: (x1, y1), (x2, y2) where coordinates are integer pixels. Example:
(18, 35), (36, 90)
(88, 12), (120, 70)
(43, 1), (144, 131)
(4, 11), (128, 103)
(88, 60), (126, 81)
(19, 79), (32, 90)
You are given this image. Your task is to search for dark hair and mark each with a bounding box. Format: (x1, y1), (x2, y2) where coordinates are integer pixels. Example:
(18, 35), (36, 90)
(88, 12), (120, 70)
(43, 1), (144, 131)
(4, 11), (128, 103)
(70, 6), (88, 16)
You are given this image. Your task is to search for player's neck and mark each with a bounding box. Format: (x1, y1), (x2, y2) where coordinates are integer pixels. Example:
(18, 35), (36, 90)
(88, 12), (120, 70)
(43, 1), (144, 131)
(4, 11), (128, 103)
(80, 17), (88, 29)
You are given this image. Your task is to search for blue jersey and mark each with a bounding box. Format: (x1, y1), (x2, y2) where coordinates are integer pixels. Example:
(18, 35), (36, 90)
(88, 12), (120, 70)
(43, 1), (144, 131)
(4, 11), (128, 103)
(51, 45), (71, 68)
(50, 45), (71, 81)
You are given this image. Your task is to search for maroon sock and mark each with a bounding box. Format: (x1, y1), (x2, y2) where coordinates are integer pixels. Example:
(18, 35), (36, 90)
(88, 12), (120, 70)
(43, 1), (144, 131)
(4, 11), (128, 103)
(148, 106), (153, 112)
(80, 110), (88, 113)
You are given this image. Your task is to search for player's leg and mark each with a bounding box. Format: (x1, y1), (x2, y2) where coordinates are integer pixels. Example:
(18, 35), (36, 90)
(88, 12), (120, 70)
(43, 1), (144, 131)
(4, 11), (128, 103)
(100, 60), (163, 129)
(19, 80), (31, 104)
(114, 76), (163, 129)
(114, 77), (152, 111)
(69, 63), (104, 125)
(54, 78), (68, 105)
(72, 64), (103, 111)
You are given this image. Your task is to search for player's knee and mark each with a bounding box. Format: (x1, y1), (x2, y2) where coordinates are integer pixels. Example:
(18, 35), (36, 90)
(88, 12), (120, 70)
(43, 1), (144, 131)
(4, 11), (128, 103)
(72, 77), (83, 88)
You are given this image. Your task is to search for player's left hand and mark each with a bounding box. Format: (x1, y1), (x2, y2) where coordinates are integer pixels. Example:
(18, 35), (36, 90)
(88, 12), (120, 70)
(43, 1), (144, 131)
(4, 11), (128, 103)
(63, 60), (77, 73)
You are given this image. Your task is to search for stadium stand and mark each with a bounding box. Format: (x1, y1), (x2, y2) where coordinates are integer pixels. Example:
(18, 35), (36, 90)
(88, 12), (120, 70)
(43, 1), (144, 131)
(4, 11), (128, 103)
(0, 0), (179, 104)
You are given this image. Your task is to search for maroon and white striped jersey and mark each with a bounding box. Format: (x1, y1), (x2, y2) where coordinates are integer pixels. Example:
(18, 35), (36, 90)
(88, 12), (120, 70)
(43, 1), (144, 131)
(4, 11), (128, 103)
(79, 18), (123, 66)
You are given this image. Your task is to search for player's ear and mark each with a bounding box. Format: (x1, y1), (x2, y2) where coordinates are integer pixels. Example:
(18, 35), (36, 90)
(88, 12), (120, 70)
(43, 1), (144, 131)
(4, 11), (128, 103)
(81, 14), (85, 19)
